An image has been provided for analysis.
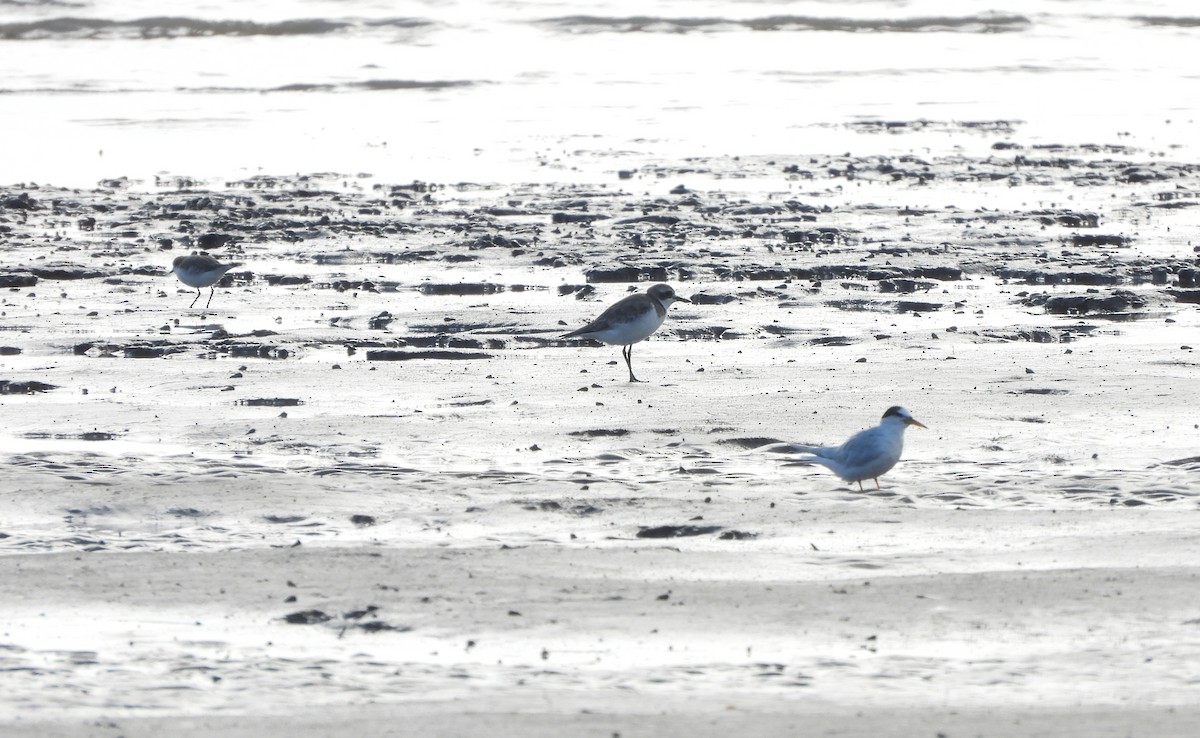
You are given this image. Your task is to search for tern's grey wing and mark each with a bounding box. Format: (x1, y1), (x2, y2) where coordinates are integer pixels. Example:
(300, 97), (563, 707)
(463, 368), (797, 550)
(832, 426), (893, 468)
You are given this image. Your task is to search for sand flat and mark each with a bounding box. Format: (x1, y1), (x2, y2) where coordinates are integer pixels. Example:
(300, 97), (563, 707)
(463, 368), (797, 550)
(2, 149), (1200, 734)
(1, 538), (1198, 736)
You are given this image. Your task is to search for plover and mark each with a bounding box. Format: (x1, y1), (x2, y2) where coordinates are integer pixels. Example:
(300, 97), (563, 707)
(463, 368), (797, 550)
(772, 406), (926, 490)
(170, 254), (242, 309)
(562, 283), (690, 382)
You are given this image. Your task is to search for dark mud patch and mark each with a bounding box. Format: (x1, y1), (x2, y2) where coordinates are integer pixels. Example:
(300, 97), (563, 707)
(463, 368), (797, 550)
(717, 265), (886, 282)
(552, 212), (610, 224)
(0, 380), (57, 394)
(23, 431), (117, 441)
(368, 311), (394, 329)
(1069, 234), (1129, 248)
(895, 300), (943, 313)
(1158, 456), (1200, 468)
(418, 282), (505, 296)
(386, 335), (506, 351)
(783, 227), (844, 246)
(365, 349), (494, 361)
(284, 605), (413, 633)
(446, 398), (493, 407)
(1166, 289), (1200, 304)
(558, 284), (595, 299)
(762, 325), (802, 336)
(980, 327), (1090, 343)
(214, 343), (292, 360)
(315, 278), (387, 292)
(845, 118), (1021, 135)
(879, 278), (937, 293)
(637, 525), (723, 538)
(1002, 270), (1124, 286)
(718, 530), (759, 540)
(264, 514), (307, 524)
(826, 299), (892, 313)
(586, 266), (670, 283)
(522, 500), (604, 516)
(284, 609), (331, 625)
(689, 292), (738, 305)
(351, 621), (413, 634)
(79, 431), (117, 441)
(168, 507), (208, 518)
(1024, 290), (1147, 315)
(237, 398), (304, 407)
(122, 343), (190, 359)
(0, 273), (38, 287)
(28, 266), (108, 281)
(74, 342), (117, 357)
(568, 429), (631, 438)
(717, 436), (785, 449)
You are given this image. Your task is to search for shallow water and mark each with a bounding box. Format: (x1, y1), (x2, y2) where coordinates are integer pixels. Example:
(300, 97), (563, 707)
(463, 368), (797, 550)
(1, 0), (1198, 186)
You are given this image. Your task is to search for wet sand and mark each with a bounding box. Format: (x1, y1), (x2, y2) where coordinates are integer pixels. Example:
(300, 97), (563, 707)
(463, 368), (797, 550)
(2, 134), (1200, 735)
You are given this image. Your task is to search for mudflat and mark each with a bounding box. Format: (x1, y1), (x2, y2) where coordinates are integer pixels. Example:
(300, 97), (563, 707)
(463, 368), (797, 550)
(2, 144), (1199, 736)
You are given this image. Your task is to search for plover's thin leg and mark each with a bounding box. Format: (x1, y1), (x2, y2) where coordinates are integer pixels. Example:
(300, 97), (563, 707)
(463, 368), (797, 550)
(857, 480), (864, 492)
(205, 286), (215, 309)
(189, 289), (201, 308)
(623, 344), (641, 383)
(874, 478), (882, 490)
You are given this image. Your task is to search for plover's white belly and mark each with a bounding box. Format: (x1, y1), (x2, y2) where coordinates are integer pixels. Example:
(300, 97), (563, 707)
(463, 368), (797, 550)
(588, 307), (665, 346)
(173, 267), (225, 288)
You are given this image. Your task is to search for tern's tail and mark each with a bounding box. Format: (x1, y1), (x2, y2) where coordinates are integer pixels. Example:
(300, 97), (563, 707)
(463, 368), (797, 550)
(794, 455), (838, 471)
(787, 444), (823, 455)
(757, 441), (818, 455)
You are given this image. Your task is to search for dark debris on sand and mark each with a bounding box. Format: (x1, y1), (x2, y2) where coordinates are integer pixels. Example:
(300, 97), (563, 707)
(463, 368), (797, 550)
(1, 145), (1197, 357)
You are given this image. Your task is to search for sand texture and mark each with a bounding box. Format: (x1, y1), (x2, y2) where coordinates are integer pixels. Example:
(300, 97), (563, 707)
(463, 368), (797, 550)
(2, 146), (1200, 735)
